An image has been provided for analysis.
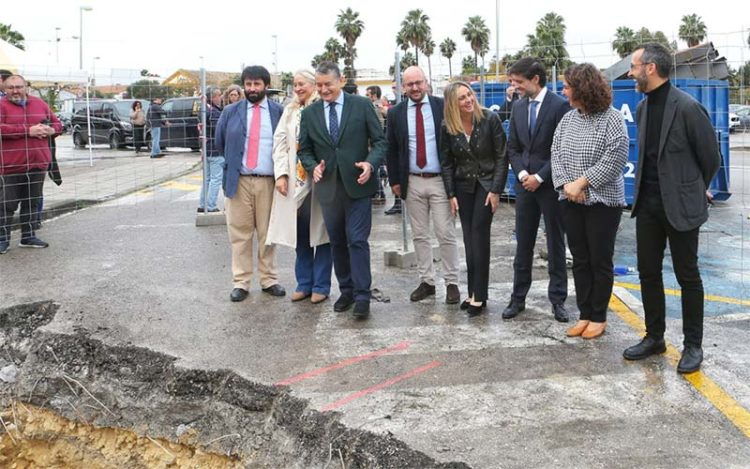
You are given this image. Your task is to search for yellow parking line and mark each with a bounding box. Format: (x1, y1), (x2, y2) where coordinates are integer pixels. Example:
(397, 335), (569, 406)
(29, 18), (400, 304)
(614, 281), (750, 307)
(159, 181), (201, 191)
(610, 294), (750, 438)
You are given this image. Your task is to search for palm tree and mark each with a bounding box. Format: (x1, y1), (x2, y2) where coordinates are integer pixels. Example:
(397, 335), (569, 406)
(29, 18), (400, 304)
(389, 52), (417, 78)
(0, 23), (25, 50)
(462, 16), (490, 77)
(280, 72), (294, 90)
(396, 30), (410, 53)
(335, 8), (365, 79)
(462, 56), (478, 76)
(526, 12), (569, 71)
(422, 36), (436, 83)
(400, 9), (431, 66)
(679, 13), (707, 47)
(440, 38), (456, 78)
(323, 38), (344, 63)
(634, 27), (675, 51)
(312, 38), (344, 69)
(612, 26), (638, 58)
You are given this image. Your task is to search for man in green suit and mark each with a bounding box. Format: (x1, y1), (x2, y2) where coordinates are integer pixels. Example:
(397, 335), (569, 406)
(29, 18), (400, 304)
(298, 62), (386, 319)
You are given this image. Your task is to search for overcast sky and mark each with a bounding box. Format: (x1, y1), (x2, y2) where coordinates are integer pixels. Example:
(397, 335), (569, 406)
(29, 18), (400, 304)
(4, 0), (748, 81)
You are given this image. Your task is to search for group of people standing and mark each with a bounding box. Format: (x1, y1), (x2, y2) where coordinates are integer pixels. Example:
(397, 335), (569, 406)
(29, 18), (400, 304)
(204, 42), (719, 373)
(129, 97), (171, 159)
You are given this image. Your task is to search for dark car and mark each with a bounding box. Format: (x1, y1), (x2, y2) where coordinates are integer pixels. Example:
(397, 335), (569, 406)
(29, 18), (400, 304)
(71, 99), (150, 149)
(56, 111), (73, 134)
(145, 97), (201, 151)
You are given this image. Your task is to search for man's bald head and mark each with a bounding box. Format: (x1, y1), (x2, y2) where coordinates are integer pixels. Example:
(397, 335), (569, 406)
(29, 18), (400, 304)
(402, 66), (428, 103)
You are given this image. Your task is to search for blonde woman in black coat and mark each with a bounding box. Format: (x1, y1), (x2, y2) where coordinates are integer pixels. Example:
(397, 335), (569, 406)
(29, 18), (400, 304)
(440, 81), (508, 316)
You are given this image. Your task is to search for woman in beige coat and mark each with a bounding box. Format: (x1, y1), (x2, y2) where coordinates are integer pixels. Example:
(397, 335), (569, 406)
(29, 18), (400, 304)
(267, 70), (331, 304)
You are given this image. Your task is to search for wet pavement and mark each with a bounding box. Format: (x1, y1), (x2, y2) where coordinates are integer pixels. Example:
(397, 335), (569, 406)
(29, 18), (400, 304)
(1, 137), (750, 467)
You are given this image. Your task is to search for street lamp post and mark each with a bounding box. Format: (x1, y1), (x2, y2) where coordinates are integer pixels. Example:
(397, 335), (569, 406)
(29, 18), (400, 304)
(55, 27), (61, 64)
(79, 6), (93, 70)
(495, 0), (500, 83)
(271, 34), (278, 74)
(92, 56), (100, 88)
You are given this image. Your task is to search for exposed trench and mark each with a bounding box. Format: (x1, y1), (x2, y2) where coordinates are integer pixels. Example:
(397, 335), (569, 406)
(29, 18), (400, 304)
(0, 301), (470, 468)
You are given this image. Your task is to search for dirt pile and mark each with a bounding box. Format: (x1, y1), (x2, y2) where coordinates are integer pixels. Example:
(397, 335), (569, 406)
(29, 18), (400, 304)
(0, 302), (470, 468)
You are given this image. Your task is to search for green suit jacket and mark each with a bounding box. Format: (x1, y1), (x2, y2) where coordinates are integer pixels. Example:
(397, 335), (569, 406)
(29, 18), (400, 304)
(298, 93), (386, 203)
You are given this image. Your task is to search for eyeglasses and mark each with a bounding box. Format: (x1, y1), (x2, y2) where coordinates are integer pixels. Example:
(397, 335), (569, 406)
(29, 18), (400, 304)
(403, 80), (424, 88)
(629, 62), (651, 70)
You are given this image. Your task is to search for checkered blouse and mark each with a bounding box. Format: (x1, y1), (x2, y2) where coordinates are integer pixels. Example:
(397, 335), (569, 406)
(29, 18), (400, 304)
(551, 107), (629, 207)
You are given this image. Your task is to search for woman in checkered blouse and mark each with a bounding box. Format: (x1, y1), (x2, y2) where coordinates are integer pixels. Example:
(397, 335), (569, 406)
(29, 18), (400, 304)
(551, 63), (629, 339)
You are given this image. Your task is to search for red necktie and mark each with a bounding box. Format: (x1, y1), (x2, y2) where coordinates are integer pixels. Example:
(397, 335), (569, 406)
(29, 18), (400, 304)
(416, 102), (426, 169)
(246, 103), (260, 170)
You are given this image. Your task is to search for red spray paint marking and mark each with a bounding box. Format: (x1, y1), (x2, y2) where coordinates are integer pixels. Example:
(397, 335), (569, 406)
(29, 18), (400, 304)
(321, 361), (442, 412)
(275, 340), (411, 387)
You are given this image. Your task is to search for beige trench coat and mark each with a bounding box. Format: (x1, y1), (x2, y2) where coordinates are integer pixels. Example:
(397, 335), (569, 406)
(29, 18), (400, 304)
(266, 101), (329, 248)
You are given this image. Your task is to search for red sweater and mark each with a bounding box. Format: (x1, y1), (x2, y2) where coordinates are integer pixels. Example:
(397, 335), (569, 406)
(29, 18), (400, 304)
(0, 95), (62, 175)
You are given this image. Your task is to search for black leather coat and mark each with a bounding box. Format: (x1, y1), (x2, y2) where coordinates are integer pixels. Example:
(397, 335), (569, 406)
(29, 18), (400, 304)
(440, 109), (508, 197)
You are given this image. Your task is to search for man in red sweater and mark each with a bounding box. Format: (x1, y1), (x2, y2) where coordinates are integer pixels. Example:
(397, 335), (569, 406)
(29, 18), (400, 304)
(0, 75), (61, 254)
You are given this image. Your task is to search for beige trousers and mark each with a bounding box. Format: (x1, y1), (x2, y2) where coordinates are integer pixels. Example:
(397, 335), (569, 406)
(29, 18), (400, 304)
(226, 176), (277, 289)
(405, 175), (460, 286)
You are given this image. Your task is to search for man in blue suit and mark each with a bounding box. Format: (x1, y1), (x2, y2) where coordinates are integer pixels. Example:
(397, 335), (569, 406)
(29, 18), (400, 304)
(215, 65), (286, 302)
(298, 62), (386, 319)
(504, 58), (571, 322)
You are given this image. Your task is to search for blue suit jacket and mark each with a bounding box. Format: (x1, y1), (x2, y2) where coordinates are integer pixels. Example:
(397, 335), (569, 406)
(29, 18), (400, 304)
(507, 91), (570, 186)
(215, 98), (283, 198)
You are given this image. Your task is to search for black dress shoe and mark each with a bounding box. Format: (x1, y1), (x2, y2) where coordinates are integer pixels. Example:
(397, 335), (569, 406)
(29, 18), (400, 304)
(230, 288), (248, 302)
(466, 302), (486, 317)
(677, 345), (703, 374)
(445, 285), (460, 304)
(460, 298), (487, 310)
(334, 295), (355, 312)
(384, 202), (402, 215)
(623, 336), (667, 360)
(353, 301), (370, 319)
(552, 303), (570, 323)
(197, 207), (205, 213)
(410, 282), (436, 301)
(262, 284), (286, 297)
(502, 300), (525, 319)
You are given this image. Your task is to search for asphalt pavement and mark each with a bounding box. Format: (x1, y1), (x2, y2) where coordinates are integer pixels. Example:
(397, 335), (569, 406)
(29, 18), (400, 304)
(1, 135), (750, 467)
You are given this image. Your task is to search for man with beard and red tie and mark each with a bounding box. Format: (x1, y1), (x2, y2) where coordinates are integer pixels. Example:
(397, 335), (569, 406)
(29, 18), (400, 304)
(215, 65), (286, 302)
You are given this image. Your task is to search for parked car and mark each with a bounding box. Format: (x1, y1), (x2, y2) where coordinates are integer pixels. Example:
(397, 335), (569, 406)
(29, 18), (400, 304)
(71, 99), (150, 149)
(56, 111), (73, 133)
(735, 106), (750, 132)
(730, 111), (740, 133)
(145, 97), (200, 152)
